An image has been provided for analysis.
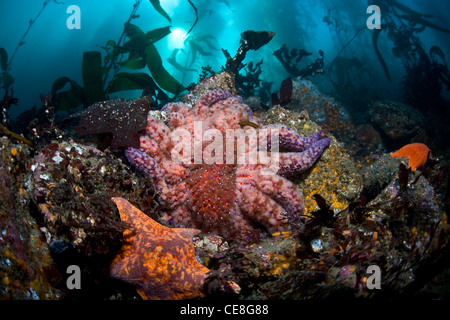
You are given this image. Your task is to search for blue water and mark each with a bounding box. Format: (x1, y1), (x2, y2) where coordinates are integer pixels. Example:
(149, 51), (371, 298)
(1, 0), (449, 119)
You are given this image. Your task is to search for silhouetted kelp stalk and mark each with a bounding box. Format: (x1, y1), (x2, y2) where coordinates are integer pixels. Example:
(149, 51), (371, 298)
(102, 0), (144, 92)
(325, 0), (450, 83)
(1, 0), (63, 91)
(103, 22), (184, 99)
(0, 0), (53, 112)
(321, 0), (450, 116)
(5, 1), (63, 74)
(51, 0), (187, 112)
(185, 0), (199, 39)
(0, 0), (62, 144)
(101, 0), (184, 93)
(374, 0), (450, 115)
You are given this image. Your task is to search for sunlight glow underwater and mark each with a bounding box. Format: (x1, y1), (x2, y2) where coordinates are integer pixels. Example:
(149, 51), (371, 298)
(168, 27), (188, 49)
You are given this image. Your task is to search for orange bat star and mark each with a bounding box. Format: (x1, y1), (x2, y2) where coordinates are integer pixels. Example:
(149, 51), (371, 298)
(390, 143), (431, 171)
(109, 197), (210, 300)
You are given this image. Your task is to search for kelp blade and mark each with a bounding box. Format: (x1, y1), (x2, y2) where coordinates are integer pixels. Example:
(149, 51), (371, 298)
(82, 51), (106, 105)
(372, 29), (392, 82)
(145, 44), (184, 95)
(108, 72), (158, 93)
(149, 0), (171, 23)
(51, 76), (84, 110)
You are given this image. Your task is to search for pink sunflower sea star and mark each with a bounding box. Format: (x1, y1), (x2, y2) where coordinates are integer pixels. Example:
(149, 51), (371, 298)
(125, 90), (330, 240)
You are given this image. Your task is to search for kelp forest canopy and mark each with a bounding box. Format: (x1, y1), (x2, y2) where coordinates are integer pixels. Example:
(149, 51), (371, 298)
(0, 0), (449, 147)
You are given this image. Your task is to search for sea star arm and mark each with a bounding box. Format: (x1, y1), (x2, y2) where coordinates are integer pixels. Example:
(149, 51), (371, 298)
(139, 135), (160, 157)
(161, 102), (192, 129)
(277, 138), (331, 176)
(144, 117), (173, 151)
(261, 124), (324, 152)
(161, 205), (193, 227)
(196, 90), (233, 108)
(125, 147), (169, 200)
(236, 183), (289, 233)
(125, 147), (188, 206)
(236, 167), (290, 232)
(193, 90), (234, 117)
(254, 171), (305, 218)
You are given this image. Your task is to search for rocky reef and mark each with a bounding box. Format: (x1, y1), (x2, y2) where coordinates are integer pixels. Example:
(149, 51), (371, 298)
(0, 137), (56, 299)
(0, 72), (449, 300)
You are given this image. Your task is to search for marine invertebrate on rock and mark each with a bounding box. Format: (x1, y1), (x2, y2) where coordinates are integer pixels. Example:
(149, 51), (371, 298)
(125, 90), (330, 240)
(66, 96), (151, 149)
(390, 143), (431, 171)
(109, 197), (210, 300)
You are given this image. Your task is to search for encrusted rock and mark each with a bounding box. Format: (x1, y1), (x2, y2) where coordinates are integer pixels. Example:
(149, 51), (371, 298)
(28, 139), (157, 296)
(359, 153), (402, 200)
(278, 77), (386, 164)
(180, 71), (238, 107)
(368, 100), (427, 147)
(288, 78), (355, 140)
(0, 137), (57, 299)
